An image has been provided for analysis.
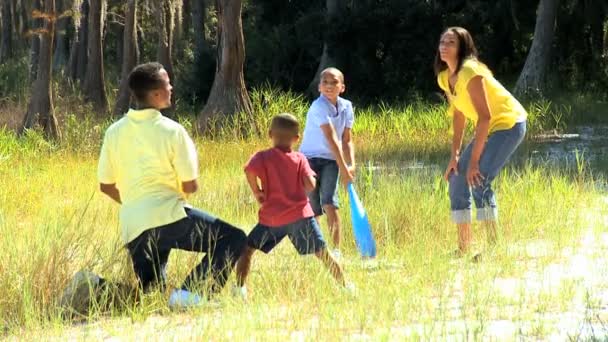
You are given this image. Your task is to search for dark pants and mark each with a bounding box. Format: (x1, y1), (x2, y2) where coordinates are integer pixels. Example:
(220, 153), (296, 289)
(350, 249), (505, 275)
(126, 207), (247, 294)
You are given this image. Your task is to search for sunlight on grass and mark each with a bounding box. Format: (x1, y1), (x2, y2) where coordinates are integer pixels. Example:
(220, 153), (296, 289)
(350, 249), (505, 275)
(0, 89), (606, 339)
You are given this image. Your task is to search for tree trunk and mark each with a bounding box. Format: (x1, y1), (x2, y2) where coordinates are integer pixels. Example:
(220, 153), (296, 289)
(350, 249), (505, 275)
(52, 0), (70, 71)
(182, 0), (190, 40)
(29, 0), (42, 81)
(192, 0), (208, 62)
(0, 0), (13, 62)
(156, 0), (175, 81)
(307, 0), (342, 96)
(67, 0), (89, 82)
(513, 0), (560, 97)
(21, 0), (61, 140)
(10, 0), (18, 39)
(113, 0), (139, 117)
(174, 0), (184, 59)
(198, 0), (252, 131)
(18, 0), (29, 41)
(83, 0), (108, 113)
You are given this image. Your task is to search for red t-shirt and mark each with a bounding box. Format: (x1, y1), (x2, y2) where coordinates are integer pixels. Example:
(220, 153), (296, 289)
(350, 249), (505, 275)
(244, 147), (316, 227)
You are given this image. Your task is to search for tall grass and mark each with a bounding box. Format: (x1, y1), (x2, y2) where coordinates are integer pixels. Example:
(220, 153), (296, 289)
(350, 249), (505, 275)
(0, 88), (606, 339)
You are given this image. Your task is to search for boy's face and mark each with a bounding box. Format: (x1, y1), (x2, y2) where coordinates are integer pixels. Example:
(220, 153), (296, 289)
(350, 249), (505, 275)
(149, 69), (173, 110)
(318, 71), (345, 102)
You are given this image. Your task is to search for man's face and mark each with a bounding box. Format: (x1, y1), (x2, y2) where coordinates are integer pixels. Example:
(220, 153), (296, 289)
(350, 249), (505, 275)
(151, 69), (172, 109)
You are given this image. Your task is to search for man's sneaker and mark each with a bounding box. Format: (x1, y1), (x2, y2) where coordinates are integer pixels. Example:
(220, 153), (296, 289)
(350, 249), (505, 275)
(231, 285), (248, 301)
(168, 289), (202, 309)
(332, 249), (342, 261)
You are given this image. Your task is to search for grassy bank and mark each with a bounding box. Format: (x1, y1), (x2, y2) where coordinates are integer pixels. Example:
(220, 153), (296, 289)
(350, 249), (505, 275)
(1, 89), (606, 339)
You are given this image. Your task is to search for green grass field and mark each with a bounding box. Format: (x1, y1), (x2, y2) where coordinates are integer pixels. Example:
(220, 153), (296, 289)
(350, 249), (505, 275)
(1, 89), (607, 340)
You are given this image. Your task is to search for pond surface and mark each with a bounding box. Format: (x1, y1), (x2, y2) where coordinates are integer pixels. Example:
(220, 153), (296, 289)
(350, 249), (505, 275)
(525, 126), (608, 173)
(363, 126), (608, 177)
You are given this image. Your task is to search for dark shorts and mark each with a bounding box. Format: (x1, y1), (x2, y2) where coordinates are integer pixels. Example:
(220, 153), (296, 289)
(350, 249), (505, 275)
(307, 157), (340, 216)
(247, 217), (327, 255)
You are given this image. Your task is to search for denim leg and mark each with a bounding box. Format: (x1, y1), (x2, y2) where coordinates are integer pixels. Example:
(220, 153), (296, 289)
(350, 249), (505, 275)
(163, 208), (246, 294)
(127, 229), (171, 292)
(472, 122), (526, 221)
(448, 142), (474, 224)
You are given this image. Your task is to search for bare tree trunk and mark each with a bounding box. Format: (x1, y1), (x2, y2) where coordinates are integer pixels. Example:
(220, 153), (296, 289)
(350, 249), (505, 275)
(21, 0), (61, 140)
(0, 0), (13, 62)
(83, 0), (108, 113)
(67, 0), (89, 82)
(156, 0), (175, 81)
(198, 0), (252, 131)
(192, 0), (208, 62)
(114, 0), (139, 117)
(513, 0), (560, 97)
(307, 0), (342, 96)
(29, 0), (42, 81)
(10, 0), (18, 39)
(52, 0), (69, 71)
(18, 0), (29, 42)
(182, 0), (190, 40)
(174, 0), (184, 60)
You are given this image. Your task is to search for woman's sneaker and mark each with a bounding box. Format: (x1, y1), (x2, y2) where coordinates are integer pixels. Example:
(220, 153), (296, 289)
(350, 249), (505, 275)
(168, 289), (202, 309)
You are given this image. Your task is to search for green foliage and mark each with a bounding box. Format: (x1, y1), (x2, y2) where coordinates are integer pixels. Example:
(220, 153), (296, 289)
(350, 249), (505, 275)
(0, 57), (30, 103)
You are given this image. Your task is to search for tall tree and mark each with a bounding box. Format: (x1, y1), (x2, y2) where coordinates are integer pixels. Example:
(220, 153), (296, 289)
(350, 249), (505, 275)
(513, 0), (560, 96)
(156, 0), (175, 81)
(67, 0), (89, 82)
(307, 0), (343, 96)
(0, 0), (13, 62)
(17, 0), (30, 43)
(52, 0), (70, 71)
(29, 0), (42, 80)
(21, 0), (61, 140)
(191, 0), (208, 62)
(173, 0), (184, 59)
(113, 0), (139, 116)
(83, 0), (108, 113)
(198, 0), (252, 131)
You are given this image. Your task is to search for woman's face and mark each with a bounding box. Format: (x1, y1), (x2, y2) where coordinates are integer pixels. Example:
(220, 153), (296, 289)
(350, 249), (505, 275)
(438, 31), (459, 64)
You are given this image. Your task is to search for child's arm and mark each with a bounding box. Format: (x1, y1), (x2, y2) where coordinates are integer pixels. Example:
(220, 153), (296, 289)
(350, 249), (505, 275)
(342, 128), (355, 174)
(245, 169), (265, 204)
(303, 175), (316, 193)
(320, 124), (354, 184)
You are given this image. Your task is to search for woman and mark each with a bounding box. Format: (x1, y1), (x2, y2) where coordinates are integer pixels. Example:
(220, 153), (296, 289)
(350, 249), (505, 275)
(435, 27), (527, 256)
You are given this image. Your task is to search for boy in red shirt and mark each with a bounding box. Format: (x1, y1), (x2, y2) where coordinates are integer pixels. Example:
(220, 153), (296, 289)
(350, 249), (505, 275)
(235, 113), (351, 298)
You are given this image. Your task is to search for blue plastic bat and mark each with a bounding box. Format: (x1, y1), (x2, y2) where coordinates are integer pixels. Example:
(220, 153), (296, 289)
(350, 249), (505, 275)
(347, 183), (377, 258)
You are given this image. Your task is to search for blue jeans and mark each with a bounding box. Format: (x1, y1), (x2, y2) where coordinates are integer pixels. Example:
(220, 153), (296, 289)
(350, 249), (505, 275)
(448, 121), (526, 224)
(307, 158), (340, 216)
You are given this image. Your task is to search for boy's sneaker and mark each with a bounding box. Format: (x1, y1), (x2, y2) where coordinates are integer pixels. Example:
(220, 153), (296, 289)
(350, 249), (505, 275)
(362, 257), (379, 270)
(344, 281), (357, 297)
(231, 285), (248, 301)
(332, 249), (342, 261)
(168, 289), (202, 309)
